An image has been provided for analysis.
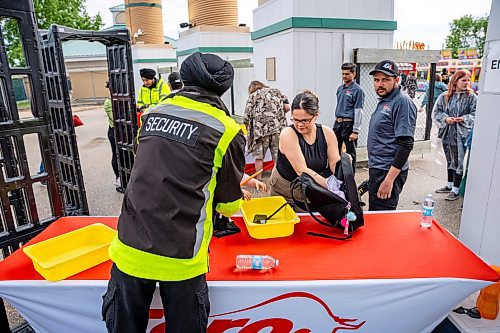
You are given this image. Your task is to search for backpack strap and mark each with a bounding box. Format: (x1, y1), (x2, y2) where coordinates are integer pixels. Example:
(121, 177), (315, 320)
(290, 176), (353, 240)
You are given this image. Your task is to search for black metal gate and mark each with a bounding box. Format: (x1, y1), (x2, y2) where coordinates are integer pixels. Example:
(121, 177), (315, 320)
(40, 26), (137, 193)
(107, 43), (138, 192)
(39, 26), (89, 216)
(0, 1), (64, 260)
(0, 2), (62, 332)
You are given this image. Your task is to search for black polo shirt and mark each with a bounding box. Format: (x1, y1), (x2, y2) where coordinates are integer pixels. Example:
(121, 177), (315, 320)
(367, 87), (417, 171)
(335, 82), (365, 118)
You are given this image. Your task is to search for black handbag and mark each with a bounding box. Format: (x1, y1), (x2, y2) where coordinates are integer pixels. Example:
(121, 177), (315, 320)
(290, 154), (364, 240)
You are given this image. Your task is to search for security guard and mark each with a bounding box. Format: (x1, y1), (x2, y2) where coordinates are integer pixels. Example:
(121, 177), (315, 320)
(136, 68), (170, 111)
(103, 53), (245, 333)
(367, 60), (417, 211)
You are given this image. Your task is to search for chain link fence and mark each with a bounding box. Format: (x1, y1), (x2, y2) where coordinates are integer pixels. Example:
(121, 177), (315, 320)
(355, 63), (435, 148)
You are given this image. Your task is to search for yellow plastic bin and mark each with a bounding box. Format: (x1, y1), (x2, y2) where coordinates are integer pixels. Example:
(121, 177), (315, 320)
(23, 223), (116, 281)
(241, 196), (300, 239)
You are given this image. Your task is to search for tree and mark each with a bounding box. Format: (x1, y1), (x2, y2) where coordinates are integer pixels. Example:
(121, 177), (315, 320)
(1, 0), (103, 67)
(445, 15), (489, 58)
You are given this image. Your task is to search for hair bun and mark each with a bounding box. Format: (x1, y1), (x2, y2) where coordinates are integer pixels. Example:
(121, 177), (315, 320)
(302, 89), (319, 102)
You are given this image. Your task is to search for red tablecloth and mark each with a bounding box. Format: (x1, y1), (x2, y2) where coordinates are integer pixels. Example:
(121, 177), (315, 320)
(0, 212), (497, 283)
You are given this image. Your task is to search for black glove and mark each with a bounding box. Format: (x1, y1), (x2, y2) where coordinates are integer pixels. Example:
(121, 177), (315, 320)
(213, 214), (241, 238)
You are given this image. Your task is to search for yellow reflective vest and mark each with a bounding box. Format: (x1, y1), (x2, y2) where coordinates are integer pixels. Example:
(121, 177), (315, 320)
(136, 78), (170, 109)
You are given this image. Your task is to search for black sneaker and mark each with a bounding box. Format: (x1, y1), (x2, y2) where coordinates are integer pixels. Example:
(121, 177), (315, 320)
(435, 186), (451, 193)
(445, 192), (460, 201)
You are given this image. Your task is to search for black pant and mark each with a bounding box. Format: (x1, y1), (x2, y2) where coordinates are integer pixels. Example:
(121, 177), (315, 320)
(333, 121), (357, 173)
(447, 168), (463, 188)
(108, 127), (119, 178)
(431, 318), (460, 333)
(102, 264), (210, 333)
(368, 168), (408, 211)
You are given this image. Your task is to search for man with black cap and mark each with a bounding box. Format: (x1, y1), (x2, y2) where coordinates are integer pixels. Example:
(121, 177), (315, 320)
(137, 68), (170, 111)
(103, 52), (245, 333)
(367, 60), (417, 211)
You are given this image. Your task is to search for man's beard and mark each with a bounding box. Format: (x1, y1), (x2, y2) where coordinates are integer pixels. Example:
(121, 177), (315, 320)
(376, 83), (396, 97)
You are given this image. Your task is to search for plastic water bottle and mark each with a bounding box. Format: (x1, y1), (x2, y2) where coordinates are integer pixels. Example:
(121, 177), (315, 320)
(235, 255), (279, 270)
(420, 194), (435, 228)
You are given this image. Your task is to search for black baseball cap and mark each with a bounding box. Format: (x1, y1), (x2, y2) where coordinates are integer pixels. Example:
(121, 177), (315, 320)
(168, 72), (181, 84)
(369, 60), (399, 77)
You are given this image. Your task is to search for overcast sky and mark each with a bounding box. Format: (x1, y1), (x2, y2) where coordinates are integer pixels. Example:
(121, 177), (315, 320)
(84, 0), (493, 50)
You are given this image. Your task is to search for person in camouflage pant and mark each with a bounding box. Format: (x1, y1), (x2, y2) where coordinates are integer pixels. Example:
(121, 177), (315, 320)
(405, 72), (418, 99)
(243, 81), (290, 180)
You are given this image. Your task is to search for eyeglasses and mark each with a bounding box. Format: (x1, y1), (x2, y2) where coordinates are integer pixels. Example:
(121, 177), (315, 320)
(453, 306), (481, 319)
(291, 116), (315, 124)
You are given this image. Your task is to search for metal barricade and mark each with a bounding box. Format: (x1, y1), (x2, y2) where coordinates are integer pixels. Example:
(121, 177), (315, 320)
(0, 2), (63, 331)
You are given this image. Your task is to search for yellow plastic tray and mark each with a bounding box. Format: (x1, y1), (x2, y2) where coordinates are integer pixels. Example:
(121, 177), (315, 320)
(241, 196), (300, 239)
(23, 223), (116, 281)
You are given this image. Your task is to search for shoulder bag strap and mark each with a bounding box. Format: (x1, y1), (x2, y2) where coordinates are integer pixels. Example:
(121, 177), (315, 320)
(291, 177), (353, 240)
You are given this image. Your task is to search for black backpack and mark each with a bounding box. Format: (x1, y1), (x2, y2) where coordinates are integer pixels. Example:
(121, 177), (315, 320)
(290, 153), (364, 240)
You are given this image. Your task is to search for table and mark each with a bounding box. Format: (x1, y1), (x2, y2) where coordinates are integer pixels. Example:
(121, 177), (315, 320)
(0, 211), (498, 333)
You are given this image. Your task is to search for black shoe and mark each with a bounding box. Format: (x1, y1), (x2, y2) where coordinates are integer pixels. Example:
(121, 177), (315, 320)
(435, 186), (451, 193)
(445, 192), (460, 201)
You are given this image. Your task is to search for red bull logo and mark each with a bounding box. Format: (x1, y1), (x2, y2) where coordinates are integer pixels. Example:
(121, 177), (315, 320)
(147, 292), (365, 333)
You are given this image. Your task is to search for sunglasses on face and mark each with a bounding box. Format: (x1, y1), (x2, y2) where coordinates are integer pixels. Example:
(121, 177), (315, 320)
(453, 306), (481, 319)
(291, 116), (315, 124)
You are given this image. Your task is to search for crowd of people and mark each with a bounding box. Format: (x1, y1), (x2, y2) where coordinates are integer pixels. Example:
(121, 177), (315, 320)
(100, 52), (476, 333)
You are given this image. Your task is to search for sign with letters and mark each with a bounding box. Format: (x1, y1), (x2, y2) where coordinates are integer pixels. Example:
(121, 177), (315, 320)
(483, 41), (500, 94)
(141, 113), (202, 146)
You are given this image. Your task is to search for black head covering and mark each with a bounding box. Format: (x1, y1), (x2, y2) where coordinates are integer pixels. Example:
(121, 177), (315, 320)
(140, 68), (156, 80)
(168, 72), (181, 84)
(180, 52), (234, 96)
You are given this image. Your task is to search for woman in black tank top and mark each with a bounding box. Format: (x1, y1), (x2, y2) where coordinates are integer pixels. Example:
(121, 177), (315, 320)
(270, 90), (340, 210)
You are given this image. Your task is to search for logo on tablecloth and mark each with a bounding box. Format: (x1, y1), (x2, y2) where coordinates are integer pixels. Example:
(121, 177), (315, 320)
(147, 292), (366, 333)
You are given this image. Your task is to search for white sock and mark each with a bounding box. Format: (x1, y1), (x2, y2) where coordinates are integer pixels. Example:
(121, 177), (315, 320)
(451, 187), (459, 195)
(447, 182), (453, 189)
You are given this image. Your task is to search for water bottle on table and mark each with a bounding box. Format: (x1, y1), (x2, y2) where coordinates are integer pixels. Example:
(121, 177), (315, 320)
(236, 255), (279, 270)
(420, 194), (434, 228)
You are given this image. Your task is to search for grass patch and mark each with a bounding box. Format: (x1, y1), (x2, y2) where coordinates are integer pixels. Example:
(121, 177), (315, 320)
(16, 100), (31, 110)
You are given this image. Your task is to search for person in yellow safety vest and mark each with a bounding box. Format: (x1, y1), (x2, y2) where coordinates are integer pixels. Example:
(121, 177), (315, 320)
(136, 68), (170, 112)
(102, 52), (245, 333)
